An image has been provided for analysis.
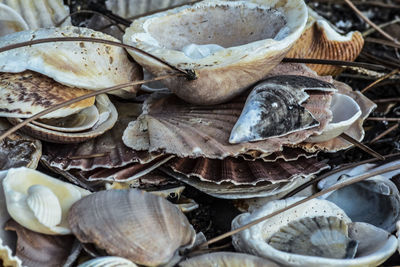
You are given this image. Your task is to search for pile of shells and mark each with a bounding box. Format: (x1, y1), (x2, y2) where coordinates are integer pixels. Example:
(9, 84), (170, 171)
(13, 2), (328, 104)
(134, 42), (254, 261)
(0, 0), (398, 266)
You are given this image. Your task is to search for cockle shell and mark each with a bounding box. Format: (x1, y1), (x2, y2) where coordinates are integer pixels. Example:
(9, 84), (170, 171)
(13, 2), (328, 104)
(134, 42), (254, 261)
(0, 3), (27, 36)
(178, 252), (279, 267)
(67, 189), (196, 266)
(78, 257), (138, 267)
(2, 167), (91, 235)
(268, 216), (358, 259)
(123, 89), (332, 159)
(0, 26), (143, 98)
(287, 7), (364, 76)
(230, 75), (336, 144)
(123, 0), (308, 104)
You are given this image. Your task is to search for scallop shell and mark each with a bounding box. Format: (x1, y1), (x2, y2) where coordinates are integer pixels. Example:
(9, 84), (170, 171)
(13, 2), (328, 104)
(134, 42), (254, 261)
(0, 3), (28, 36)
(0, 0), (71, 29)
(2, 167), (91, 235)
(8, 94), (117, 144)
(0, 71), (95, 119)
(179, 252), (279, 267)
(306, 93), (362, 143)
(78, 257), (137, 267)
(0, 26), (142, 98)
(232, 197), (398, 266)
(268, 216), (358, 259)
(230, 75), (335, 143)
(67, 189), (196, 266)
(4, 220), (76, 267)
(287, 7), (364, 76)
(165, 156), (329, 185)
(123, 88), (333, 159)
(123, 0), (308, 104)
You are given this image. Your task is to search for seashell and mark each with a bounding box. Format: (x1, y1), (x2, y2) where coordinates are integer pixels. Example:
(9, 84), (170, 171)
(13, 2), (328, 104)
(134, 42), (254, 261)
(140, 68), (169, 92)
(0, 3), (28, 36)
(229, 75), (335, 144)
(2, 167), (91, 235)
(123, 0), (308, 104)
(67, 189), (196, 266)
(5, 219), (76, 267)
(179, 252), (279, 267)
(165, 156), (329, 185)
(8, 94), (118, 144)
(123, 89), (333, 159)
(287, 7), (364, 76)
(0, 26), (143, 98)
(267, 62), (334, 84)
(78, 256), (138, 267)
(232, 197), (398, 266)
(257, 148), (318, 163)
(0, 119), (42, 170)
(298, 80), (376, 153)
(0, 0), (71, 29)
(0, 71), (95, 119)
(268, 216), (358, 259)
(306, 93), (362, 143)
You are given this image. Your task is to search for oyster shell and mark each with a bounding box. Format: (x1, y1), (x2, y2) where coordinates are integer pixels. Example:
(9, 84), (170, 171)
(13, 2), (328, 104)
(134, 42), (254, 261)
(287, 7), (364, 76)
(230, 75), (335, 143)
(268, 216), (358, 259)
(123, 0), (308, 104)
(0, 2), (28, 36)
(2, 167), (91, 235)
(0, 26), (143, 98)
(179, 252), (279, 267)
(8, 94), (117, 143)
(78, 257), (137, 267)
(123, 89), (333, 159)
(67, 189), (196, 266)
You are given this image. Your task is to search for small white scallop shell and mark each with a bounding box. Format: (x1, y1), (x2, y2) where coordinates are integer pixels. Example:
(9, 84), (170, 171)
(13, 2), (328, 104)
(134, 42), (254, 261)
(0, 3), (28, 36)
(78, 256), (138, 267)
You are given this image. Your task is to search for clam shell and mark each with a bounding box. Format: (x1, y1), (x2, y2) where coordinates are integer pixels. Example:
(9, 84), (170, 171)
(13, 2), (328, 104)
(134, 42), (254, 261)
(123, 0), (308, 104)
(268, 216), (358, 259)
(0, 26), (142, 98)
(230, 75), (335, 143)
(123, 88), (333, 159)
(0, 0), (71, 29)
(78, 257), (137, 267)
(287, 7), (364, 76)
(5, 220), (76, 267)
(8, 94), (117, 144)
(179, 252), (279, 267)
(2, 167), (91, 235)
(0, 2), (28, 36)
(0, 71), (95, 119)
(267, 63), (334, 84)
(68, 189), (196, 266)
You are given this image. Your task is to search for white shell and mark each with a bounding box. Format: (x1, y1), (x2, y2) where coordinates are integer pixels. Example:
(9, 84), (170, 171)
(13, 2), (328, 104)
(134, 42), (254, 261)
(2, 167), (91, 235)
(78, 257), (138, 267)
(0, 3), (28, 36)
(307, 93), (361, 143)
(232, 197), (398, 266)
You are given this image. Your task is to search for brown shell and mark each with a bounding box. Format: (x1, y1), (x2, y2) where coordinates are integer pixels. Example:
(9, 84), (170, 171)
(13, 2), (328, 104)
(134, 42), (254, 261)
(287, 19), (364, 76)
(166, 156), (328, 185)
(67, 189), (196, 266)
(123, 89), (332, 159)
(4, 220), (76, 267)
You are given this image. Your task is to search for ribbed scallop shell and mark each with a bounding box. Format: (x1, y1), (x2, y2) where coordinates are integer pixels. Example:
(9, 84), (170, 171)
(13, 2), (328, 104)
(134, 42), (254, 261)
(123, 88), (333, 159)
(78, 257), (137, 267)
(67, 189), (196, 266)
(287, 8), (364, 76)
(268, 216), (358, 259)
(0, 3), (28, 36)
(0, 0), (71, 29)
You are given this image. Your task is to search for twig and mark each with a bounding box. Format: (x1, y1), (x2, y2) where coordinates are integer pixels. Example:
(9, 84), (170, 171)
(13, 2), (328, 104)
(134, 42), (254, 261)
(366, 37), (400, 49)
(374, 97), (400, 103)
(370, 124), (399, 144)
(363, 18), (400, 37)
(367, 117), (400, 122)
(361, 69), (400, 93)
(282, 58), (385, 71)
(343, 0), (398, 43)
(339, 133), (385, 160)
(194, 163), (400, 250)
(68, 153), (110, 160)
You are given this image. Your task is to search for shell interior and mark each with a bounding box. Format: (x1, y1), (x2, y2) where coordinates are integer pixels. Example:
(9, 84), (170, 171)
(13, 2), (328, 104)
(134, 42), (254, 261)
(78, 256), (137, 267)
(0, 2), (28, 36)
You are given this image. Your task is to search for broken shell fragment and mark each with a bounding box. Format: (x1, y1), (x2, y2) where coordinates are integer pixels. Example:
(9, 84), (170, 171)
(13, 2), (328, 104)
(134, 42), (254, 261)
(0, 26), (142, 98)
(67, 189), (196, 266)
(230, 75), (335, 143)
(78, 257), (137, 267)
(0, 3), (28, 36)
(123, 0), (308, 104)
(2, 167), (91, 235)
(287, 7), (364, 76)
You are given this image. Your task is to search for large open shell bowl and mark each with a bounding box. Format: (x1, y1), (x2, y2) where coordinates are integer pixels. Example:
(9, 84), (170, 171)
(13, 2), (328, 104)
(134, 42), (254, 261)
(123, 0), (308, 104)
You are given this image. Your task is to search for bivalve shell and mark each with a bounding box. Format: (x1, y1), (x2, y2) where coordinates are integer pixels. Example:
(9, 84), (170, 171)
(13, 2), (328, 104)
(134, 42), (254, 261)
(78, 256), (137, 267)
(0, 2), (28, 36)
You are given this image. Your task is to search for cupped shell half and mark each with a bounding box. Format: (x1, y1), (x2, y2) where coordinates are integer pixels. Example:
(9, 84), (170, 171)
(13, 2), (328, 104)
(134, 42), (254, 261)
(123, 0), (308, 104)
(67, 189), (196, 266)
(78, 257), (137, 267)
(0, 26), (142, 98)
(0, 2), (27, 36)
(287, 7), (364, 76)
